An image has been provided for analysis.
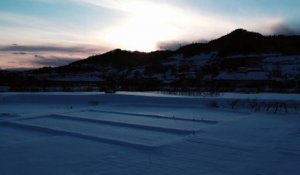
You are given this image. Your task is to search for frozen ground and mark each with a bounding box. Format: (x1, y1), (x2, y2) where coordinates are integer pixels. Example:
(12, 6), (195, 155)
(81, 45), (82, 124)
(0, 92), (300, 175)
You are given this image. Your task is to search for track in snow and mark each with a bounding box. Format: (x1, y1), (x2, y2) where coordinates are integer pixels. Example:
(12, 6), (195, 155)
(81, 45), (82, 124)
(3, 111), (216, 149)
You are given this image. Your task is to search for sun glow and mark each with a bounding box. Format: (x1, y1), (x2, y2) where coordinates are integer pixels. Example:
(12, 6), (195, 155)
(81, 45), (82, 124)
(98, 0), (243, 51)
(83, 0), (283, 52)
(100, 1), (184, 51)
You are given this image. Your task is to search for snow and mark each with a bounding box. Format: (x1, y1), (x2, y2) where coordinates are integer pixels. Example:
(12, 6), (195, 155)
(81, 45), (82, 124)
(264, 55), (300, 63)
(224, 53), (281, 59)
(46, 72), (102, 82)
(190, 52), (216, 66)
(217, 71), (268, 80)
(116, 91), (300, 100)
(163, 52), (215, 67)
(1, 92), (300, 175)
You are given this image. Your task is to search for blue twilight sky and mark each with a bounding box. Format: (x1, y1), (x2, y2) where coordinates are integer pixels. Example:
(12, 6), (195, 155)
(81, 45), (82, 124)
(0, 0), (299, 68)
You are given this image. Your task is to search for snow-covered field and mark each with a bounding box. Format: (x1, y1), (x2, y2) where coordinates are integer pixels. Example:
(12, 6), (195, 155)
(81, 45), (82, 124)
(0, 92), (300, 175)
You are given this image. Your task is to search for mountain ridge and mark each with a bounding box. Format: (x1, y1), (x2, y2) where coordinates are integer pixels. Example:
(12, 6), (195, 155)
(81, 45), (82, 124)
(63, 28), (300, 71)
(1, 28), (300, 92)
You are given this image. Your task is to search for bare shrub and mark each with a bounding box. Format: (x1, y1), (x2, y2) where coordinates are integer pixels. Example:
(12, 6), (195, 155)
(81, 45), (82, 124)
(225, 99), (300, 114)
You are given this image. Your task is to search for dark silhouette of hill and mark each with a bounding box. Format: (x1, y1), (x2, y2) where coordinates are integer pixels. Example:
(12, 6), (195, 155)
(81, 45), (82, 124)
(59, 29), (300, 69)
(23, 28), (300, 76)
(178, 29), (300, 57)
(4, 28), (299, 93)
(70, 49), (174, 69)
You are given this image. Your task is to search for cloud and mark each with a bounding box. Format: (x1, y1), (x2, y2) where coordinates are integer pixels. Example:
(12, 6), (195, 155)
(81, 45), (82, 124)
(74, 0), (140, 11)
(271, 23), (300, 35)
(75, 0), (181, 13)
(248, 19), (300, 36)
(75, 0), (285, 51)
(0, 44), (100, 53)
(0, 12), (114, 48)
(12, 52), (27, 55)
(1, 0), (294, 55)
(32, 54), (79, 67)
(80, 0), (238, 51)
(0, 44), (106, 69)
(0, 12), (49, 29)
(157, 41), (191, 50)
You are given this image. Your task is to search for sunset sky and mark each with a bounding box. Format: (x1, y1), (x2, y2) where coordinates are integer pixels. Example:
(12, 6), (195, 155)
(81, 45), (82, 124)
(0, 0), (300, 68)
